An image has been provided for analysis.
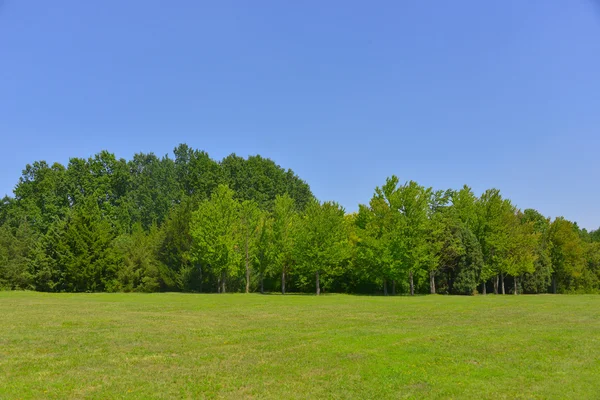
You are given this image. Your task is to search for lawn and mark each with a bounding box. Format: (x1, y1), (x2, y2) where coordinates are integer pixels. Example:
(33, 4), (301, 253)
(1, 292), (599, 399)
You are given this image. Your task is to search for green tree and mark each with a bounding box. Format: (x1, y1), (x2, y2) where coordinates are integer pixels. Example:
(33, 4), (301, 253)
(158, 196), (197, 291)
(272, 194), (297, 294)
(29, 199), (117, 292)
(423, 190), (451, 294)
(13, 160), (69, 233)
(254, 211), (274, 293)
(174, 144), (222, 200)
(221, 154), (313, 211)
(0, 220), (36, 289)
(190, 185), (241, 293)
(388, 178), (432, 296)
(476, 189), (515, 294)
(239, 200), (261, 293)
(127, 152), (178, 230)
(111, 223), (164, 292)
(520, 209), (553, 293)
(447, 186), (485, 294)
(355, 197), (397, 295)
(503, 211), (538, 295)
(296, 200), (349, 295)
(61, 199), (117, 292)
(548, 217), (585, 293)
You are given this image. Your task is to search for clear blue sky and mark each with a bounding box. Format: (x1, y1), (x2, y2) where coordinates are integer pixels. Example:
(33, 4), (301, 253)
(1, 1), (599, 229)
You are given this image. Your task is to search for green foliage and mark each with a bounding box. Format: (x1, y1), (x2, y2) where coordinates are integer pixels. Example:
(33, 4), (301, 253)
(127, 152), (179, 230)
(253, 211), (275, 293)
(174, 144), (223, 199)
(452, 227), (484, 294)
(384, 178), (432, 294)
(0, 221), (36, 289)
(589, 229), (600, 243)
(1, 145), (599, 295)
(548, 217), (585, 293)
(355, 196), (397, 293)
(190, 185), (242, 293)
(271, 194), (298, 293)
(432, 211), (484, 295)
(158, 197), (196, 291)
(28, 199), (117, 292)
(239, 200), (262, 293)
(221, 154), (313, 211)
(295, 200), (350, 294)
(110, 224), (164, 292)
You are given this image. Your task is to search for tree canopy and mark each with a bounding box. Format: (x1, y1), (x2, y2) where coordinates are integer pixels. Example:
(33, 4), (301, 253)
(1, 144), (599, 295)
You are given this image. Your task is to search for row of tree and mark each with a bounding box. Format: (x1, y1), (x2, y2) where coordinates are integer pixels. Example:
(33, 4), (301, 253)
(1, 145), (599, 295)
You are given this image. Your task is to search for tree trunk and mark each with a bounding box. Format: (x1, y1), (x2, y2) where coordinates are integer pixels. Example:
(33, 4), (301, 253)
(501, 272), (505, 295)
(409, 270), (414, 296)
(198, 264), (203, 293)
(493, 275), (499, 294)
(383, 279), (388, 296)
(552, 275), (557, 294)
(482, 281), (487, 295)
(514, 276), (518, 295)
(217, 275), (221, 294)
(260, 272), (264, 294)
(316, 270), (320, 296)
(245, 237), (250, 294)
(430, 271), (436, 294)
(392, 280), (396, 296)
(221, 271), (226, 293)
(281, 269), (286, 295)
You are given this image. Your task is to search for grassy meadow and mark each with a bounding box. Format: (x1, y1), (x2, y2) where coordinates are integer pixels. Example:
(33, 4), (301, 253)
(1, 292), (599, 399)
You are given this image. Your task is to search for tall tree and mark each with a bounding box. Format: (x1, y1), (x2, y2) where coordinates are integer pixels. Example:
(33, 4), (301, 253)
(503, 211), (538, 295)
(29, 198), (117, 292)
(159, 197), (197, 291)
(127, 152), (178, 229)
(355, 197), (397, 295)
(190, 185), (241, 293)
(272, 194), (297, 294)
(111, 223), (163, 292)
(239, 200), (261, 293)
(296, 201), (349, 295)
(547, 217), (585, 293)
(221, 154), (313, 211)
(387, 178), (431, 296)
(520, 209), (553, 294)
(476, 189), (515, 294)
(0, 220), (36, 290)
(254, 211), (274, 294)
(424, 190), (451, 294)
(174, 144), (223, 200)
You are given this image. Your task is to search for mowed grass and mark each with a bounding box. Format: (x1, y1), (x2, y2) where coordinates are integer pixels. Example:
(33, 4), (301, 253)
(1, 292), (599, 399)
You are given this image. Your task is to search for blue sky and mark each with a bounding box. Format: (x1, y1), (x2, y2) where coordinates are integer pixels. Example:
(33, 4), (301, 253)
(1, 1), (599, 229)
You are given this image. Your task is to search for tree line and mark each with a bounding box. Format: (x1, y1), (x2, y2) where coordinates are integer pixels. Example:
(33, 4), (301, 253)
(1, 144), (599, 295)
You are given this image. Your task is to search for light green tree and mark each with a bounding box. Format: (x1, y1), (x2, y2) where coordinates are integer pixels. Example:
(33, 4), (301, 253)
(254, 211), (274, 293)
(296, 200), (350, 295)
(503, 211), (538, 294)
(355, 197), (397, 295)
(385, 178), (431, 296)
(476, 189), (515, 294)
(520, 209), (553, 294)
(239, 200), (261, 293)
(190, 185), (241, 293)
(272, 194), (297, 294)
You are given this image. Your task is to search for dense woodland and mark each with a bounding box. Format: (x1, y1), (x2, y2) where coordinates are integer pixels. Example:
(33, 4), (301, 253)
(1, 144), (599, 295)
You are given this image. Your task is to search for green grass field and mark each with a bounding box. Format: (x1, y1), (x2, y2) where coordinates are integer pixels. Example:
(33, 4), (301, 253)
(1, 292), (599, 399)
